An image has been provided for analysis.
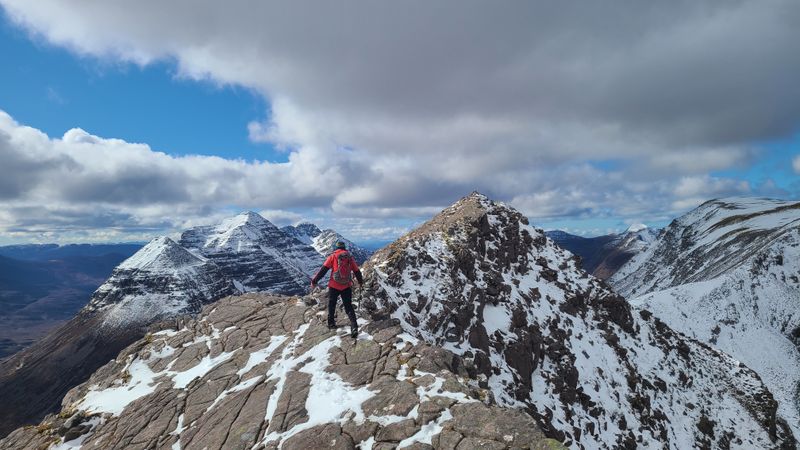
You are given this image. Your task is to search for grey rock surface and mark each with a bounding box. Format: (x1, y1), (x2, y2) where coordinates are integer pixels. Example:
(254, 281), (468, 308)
(0, 293), (552, 450)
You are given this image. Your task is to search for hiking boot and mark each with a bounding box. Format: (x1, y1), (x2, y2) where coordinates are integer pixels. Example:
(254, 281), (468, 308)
(327, 322), (337, 330)
(350, 326), (358, 338)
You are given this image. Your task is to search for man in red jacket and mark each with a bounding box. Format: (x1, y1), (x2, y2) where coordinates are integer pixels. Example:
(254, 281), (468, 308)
(311, 241), (364, 338)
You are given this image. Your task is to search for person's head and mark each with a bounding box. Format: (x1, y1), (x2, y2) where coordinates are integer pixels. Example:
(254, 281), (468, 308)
(335, 241), (347, 250)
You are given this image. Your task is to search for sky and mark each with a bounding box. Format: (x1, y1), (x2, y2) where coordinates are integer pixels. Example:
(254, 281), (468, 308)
(0, 1), (798, 246)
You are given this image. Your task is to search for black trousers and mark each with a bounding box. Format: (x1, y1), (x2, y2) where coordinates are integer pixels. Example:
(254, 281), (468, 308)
(328, 286), (357, 329)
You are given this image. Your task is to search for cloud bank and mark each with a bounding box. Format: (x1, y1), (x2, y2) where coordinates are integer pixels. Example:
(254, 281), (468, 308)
(1, 1), (798, 241)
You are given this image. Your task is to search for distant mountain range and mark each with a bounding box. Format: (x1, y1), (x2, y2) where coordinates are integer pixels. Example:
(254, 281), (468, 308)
(545, 224), (659, 279)
(0, 244), (141, 359)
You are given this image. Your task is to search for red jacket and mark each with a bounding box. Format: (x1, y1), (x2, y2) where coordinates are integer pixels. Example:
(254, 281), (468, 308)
(313, 249), (363, 290)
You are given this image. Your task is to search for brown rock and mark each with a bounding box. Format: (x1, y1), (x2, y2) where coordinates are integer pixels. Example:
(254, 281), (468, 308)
(375, 418), (418, 442)
(281, 423), (354, 450)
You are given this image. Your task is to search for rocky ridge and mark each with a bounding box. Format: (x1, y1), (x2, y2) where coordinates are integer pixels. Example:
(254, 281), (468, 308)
(0, 294), (562, 450)
(609, 198), (800, 438)
(360, 192), (795, 449)
(282, 222), (373, 264)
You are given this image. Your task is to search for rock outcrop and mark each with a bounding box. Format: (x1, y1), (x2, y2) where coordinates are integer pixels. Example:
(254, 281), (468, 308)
(360, 192), (795, 449)
(0, 294), (562, 450)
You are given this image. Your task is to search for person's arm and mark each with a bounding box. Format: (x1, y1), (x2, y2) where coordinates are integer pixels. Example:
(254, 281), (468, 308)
(311, 255), (334, 287)
(311, 266), (329, 285)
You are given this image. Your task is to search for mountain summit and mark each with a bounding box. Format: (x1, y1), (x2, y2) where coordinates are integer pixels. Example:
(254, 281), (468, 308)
(180, 212), (321, 295)
(86, 236), (237, 328)
(360, 192), (794, 448)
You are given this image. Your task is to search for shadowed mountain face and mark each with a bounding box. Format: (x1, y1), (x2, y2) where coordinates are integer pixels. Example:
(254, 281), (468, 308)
(611, 197), (800, 439)
(0, 294), (562, 450)
(0, 244), (141, 359)
(359, 192), (794, 448)
(545, 226), (658, 279)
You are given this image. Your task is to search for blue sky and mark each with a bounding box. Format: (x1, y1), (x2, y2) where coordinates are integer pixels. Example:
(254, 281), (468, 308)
(0, 16), (283, 163)
(0, 2), (798, 245)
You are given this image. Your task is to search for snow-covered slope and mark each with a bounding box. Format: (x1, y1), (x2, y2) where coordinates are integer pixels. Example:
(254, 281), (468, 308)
(181, 212), (323, 295)
(86, 236), (238, 328)
(361, 192), (795, 449)
(282, 222), (373, 264)
(0, 294), (562, 450)
(611, 198), (800, 296)
(610, 198), (800, 438)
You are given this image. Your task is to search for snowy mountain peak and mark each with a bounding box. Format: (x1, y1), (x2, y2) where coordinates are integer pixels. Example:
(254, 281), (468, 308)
(294, 222), (322, 237)
(611, 197), (800, 295)
(360, 194), (794, 448)
(625, 223), (648, 233)
(116, 236), (203, 271)
(201, 211), (277, 238)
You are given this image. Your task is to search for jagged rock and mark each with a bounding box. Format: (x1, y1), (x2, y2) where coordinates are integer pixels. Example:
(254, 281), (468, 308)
(0, 294), (554, 450)
(360, 192), (796, 448)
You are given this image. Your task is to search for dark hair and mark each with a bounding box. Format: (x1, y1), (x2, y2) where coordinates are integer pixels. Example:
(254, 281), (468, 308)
(335, 241), (346, 249)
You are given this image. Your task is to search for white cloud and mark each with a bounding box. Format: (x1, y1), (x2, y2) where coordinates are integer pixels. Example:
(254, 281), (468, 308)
(0, 1), (798, 241)
(0, 110), (783, 243)
(258, 209), (303, 227)
(3, 1), (799, 163)
(794, 155), (800, 174)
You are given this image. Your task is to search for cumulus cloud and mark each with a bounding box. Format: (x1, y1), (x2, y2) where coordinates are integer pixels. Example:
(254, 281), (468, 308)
(4, 2), (799, 159)
(0, 1), (798, 241)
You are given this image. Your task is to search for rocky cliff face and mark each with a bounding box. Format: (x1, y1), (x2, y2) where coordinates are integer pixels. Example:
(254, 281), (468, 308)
(0, 294), (562, 450)
(180, 212), (322, 295)
(360, 193), (795, 449)
(282, 222), (373, 264)
(610, 198), (800, 439)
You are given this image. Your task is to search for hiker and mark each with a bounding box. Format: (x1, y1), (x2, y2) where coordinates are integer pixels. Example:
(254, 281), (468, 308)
(311, 241), (364, 338)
